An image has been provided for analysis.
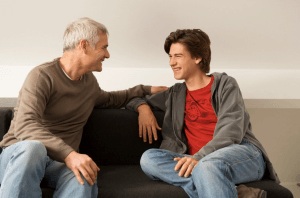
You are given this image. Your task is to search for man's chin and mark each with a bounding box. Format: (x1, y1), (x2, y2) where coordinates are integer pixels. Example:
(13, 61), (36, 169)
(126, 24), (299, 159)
(97, 65), (103, 72)
(174, 74), (182, 80)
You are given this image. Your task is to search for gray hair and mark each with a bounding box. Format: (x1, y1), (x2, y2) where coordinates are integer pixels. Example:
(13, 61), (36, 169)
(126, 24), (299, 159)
(63, 17), (108, 52)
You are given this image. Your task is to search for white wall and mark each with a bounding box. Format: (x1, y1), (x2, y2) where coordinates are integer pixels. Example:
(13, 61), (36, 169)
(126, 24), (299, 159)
(0, 0), (299, 70)
(1, 66), (300, 101)
(1, 0), (299, 99)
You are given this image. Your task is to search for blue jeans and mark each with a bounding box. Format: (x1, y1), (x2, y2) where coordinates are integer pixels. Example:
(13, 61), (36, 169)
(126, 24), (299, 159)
(140, 139), (266, 198)
(0, 140), (98, 198)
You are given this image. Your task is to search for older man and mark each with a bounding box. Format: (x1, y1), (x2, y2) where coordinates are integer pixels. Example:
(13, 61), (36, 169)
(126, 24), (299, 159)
(0, 17), (167, 198)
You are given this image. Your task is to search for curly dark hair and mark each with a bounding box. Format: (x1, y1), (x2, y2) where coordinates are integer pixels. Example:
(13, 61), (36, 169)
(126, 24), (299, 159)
(164, 29), (211, 73)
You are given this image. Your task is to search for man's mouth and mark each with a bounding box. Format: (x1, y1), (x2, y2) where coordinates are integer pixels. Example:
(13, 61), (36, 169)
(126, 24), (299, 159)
(173, 67), (181, 72)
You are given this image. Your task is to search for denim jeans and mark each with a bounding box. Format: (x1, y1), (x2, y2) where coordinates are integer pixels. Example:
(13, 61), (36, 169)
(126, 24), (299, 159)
(0, 140), (98, 198)
(140, 139), (266, 198)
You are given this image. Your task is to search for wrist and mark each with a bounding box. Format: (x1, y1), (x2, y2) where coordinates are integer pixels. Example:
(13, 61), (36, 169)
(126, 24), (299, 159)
(64, 151), (76, 162)
(137, 103), (151, 113)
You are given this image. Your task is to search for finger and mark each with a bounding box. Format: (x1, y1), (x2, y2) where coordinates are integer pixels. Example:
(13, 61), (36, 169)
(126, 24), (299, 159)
(184, 163), (194, 177)
(147, 126), (153, 144)
(174, 158), (186, 171)
(156, 122), (162, 131)
(174, 157), (181, 161)
(191, 162), (198, 175)
(82, 163), (96, 183)
(152, 124), (158, 141)
(90, 162), (99, 180)
(178, 161), (190, 177)
(73, 168), (84, 185)
(139, 122), (142, 138)
(85, 164), (97, 183)
(142, 125), (147, 142)
(78, 166), (94, 186)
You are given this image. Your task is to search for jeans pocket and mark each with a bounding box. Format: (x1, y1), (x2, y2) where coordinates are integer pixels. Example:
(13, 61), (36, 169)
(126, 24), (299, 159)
(243, 139), (262, 156)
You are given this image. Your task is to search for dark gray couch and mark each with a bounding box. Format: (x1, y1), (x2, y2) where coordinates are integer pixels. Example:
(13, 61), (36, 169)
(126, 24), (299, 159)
(0, 107), (294, 198)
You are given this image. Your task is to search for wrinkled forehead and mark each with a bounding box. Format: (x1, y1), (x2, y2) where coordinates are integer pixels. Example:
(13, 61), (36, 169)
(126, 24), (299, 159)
(97, 31), (109, 45)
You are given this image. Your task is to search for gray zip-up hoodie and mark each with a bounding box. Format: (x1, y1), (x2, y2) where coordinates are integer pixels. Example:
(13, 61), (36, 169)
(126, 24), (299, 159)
(125, 72), (280, 184)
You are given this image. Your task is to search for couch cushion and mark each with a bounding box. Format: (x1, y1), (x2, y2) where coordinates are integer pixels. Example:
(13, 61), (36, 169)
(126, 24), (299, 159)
(97, 165), (189, 198)
(40, 165), (188, 198)
(239, 180), (294, 198)
(41, 165), (293, 198)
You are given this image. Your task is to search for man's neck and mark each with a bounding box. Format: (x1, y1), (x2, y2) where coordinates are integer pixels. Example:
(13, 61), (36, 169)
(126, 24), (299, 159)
(59, 52), (86, 81)
(185, 71), (211, 91)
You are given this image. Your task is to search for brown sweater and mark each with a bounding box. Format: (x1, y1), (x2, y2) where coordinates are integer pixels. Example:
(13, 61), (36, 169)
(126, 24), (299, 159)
(0, 58), (151, 162)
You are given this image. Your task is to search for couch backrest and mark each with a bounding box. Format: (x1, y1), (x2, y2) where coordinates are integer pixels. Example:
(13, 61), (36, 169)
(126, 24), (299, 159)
(80, 108), (165, 166)
(0, 107), (165, 165)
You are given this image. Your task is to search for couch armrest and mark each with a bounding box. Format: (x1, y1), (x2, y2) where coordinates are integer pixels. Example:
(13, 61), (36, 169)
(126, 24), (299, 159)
(0, 107), (13, 142)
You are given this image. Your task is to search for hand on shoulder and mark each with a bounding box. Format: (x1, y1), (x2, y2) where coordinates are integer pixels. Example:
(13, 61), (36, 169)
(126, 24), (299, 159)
(151, 86), (169, 94)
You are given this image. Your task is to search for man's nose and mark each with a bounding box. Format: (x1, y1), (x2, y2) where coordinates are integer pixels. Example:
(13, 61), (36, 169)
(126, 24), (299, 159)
(106, 50), (110, 59)
(170, 57), (176, 66)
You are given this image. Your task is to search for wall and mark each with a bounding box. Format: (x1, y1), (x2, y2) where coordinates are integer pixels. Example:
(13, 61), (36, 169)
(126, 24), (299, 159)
(248, 108), (300, 197)
(0, 0), (299, 70)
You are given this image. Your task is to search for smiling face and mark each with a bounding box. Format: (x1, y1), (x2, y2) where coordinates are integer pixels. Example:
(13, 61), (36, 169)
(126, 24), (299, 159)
(169, 42), (201, 80)
(85, 31), (110, 72)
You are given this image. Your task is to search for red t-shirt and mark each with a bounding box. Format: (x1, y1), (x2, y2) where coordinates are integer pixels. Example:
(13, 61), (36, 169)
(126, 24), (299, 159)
(184, 76), (218, 155)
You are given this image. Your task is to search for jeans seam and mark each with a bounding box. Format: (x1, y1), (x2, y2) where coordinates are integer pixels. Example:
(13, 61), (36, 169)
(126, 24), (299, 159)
(202, 149), (260, 167)
(224, 162), (239, 198)
(257, 169), (261, 181)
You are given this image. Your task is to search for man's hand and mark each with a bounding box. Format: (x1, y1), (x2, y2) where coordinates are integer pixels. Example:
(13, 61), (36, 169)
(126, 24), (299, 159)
(64, 151), (100, 186)
(151, 86), (169, 94)
(137, 104), (161, 144)
(174, 156), (199, 178)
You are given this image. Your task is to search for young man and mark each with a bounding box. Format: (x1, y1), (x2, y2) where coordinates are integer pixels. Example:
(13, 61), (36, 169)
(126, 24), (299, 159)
(0, 17), (167, 198)
(125, 29), (280, 198)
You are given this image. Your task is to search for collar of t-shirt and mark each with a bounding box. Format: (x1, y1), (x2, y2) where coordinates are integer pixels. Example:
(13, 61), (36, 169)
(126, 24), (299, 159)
(61, 67), (82, 81)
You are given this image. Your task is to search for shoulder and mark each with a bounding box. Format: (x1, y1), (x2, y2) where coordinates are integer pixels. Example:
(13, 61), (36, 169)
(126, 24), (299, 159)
(211, 72), (239, 89)
(27, 59), (59, 79)
(171, 82), (186, 92)
(22, 59), (61, 92)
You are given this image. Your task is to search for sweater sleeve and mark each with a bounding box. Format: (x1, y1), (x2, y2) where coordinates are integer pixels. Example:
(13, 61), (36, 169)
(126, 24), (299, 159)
(94, 84), (152, 109)
(193, 77), (249, 161)
(125, 88), (171, 112)
(13, 68), (74, 162)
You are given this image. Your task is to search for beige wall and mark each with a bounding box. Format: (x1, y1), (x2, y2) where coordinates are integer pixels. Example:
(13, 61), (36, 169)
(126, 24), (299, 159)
(0, 0), (299, 70)
(248, 108), (300, 185)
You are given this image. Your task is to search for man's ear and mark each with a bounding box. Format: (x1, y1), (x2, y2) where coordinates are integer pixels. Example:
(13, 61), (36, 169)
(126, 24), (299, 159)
(195, 57), (202, 65)
(78, 39), (89, 54)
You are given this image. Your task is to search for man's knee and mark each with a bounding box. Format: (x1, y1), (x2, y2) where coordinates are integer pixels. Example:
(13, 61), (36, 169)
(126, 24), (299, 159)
(140, 149), (160, 168)
(140, 149), (165, 175)
(64, 170), (98, 195)
(193, 159), (227, 177)
(15, 140), (48, 165)
(19, 140), (46, 156)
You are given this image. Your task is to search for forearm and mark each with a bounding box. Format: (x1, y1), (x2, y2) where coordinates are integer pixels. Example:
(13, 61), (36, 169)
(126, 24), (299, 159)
(126, 97), (148, 112)
(96, 85), (151, 109)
